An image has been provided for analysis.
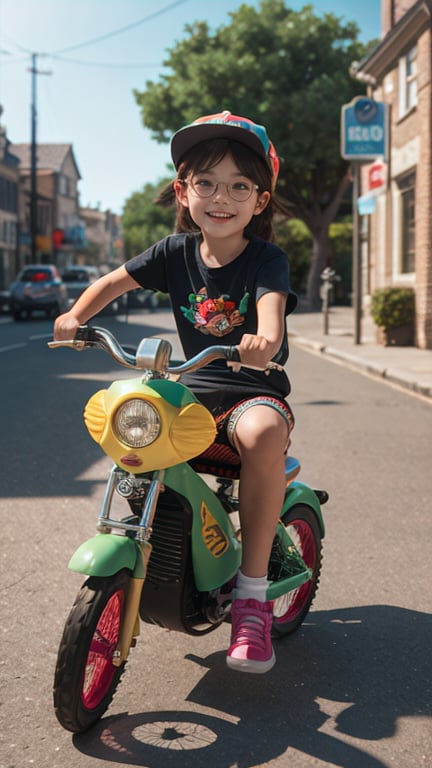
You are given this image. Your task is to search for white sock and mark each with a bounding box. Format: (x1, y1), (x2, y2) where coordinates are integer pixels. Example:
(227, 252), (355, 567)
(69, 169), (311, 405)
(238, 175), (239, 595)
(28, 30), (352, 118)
(234, 570), (269, 602)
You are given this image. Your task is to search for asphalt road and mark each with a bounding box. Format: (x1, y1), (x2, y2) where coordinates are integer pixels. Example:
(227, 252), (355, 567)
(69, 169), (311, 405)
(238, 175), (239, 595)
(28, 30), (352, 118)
(0, 309), (431, 768)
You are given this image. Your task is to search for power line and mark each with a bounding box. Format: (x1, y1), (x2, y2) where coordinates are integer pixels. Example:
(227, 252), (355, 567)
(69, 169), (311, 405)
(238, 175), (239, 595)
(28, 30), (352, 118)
(0, 53), (29, 65)
(49, 53), (160, 69)
(52, 0), (190, 55)
(0, 31), (32, 55)
(1, 1), (191, 72)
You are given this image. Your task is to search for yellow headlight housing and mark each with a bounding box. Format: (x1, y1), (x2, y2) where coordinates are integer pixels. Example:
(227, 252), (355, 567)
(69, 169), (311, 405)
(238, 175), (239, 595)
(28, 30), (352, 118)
(83, 376), (216, 473)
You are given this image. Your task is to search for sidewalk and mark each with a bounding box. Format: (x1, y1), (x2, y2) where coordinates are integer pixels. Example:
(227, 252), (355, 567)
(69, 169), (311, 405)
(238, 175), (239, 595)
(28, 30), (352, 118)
(288, 303), (432, 400)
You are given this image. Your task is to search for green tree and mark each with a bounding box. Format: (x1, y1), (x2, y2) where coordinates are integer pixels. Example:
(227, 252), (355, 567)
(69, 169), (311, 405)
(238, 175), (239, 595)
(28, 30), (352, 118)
(274, 217), (353, 303)
(122, 178), (175, 259)
(134, 0), (373, 306)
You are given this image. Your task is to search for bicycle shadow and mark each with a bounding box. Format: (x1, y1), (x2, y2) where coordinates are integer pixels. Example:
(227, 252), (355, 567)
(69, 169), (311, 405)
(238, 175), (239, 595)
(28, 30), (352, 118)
(73, 604), (431, 767)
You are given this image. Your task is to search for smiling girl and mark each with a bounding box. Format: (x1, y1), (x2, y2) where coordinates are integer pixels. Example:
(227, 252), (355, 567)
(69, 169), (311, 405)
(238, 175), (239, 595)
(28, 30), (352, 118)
(54, 111), (297, 673)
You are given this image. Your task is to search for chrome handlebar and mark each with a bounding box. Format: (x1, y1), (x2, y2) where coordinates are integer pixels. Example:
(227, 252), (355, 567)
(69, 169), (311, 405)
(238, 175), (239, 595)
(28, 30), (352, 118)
(48, 325), (284, 375)
(49, 326), (137, 368)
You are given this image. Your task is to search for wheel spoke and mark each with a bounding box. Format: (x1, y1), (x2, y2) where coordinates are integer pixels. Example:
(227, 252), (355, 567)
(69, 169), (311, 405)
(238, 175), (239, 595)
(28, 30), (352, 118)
(271, 507), (322, 634)
(89, 629), (116, 660)
(81, 591), (123, 707)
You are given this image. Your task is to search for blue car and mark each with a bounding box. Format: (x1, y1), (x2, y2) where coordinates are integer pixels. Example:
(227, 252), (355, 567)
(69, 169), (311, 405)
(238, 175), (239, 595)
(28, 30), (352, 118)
(10, 265), (69, 321)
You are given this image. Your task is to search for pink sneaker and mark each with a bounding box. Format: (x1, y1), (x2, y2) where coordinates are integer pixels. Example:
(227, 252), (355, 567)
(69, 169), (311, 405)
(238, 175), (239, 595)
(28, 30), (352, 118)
(227, 598), (275, 673)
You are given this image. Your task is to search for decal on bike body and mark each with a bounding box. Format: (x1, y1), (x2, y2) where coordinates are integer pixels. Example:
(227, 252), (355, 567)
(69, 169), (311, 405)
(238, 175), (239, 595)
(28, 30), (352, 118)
(200, 501), (230, 557)
(120, 452), (143, 467)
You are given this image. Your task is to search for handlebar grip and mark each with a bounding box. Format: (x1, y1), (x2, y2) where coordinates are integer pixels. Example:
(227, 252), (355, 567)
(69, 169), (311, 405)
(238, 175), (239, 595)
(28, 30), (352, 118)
(75, 325), (95, 342)
(226, 346), (241, 363)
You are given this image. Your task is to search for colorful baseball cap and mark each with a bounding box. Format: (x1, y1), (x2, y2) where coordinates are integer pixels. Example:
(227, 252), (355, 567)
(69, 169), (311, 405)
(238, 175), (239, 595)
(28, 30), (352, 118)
(170, 110), (280, 181)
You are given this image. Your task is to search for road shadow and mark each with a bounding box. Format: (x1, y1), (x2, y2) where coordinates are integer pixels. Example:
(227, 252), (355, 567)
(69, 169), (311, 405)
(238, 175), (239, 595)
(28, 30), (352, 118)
(72, 604), (431, 767)
(1, 312), (180, 499)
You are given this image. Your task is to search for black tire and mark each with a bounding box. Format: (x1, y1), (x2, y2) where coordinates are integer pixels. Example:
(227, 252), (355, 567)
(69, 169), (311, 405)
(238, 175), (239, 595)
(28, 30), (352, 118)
(271, 504), (322, 637)
(12, 308), (27, 321)
(46, 303), (60, 318)
(53, 570), (130, 732)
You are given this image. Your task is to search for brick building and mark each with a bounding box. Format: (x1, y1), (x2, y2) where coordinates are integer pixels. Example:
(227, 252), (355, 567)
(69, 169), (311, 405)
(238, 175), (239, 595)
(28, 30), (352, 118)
(354, 0), (432, 348)
(12, 143), (84, 271)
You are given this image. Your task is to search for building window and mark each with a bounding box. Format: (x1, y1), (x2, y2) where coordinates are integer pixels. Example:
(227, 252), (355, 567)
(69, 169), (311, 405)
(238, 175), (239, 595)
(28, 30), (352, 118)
(38, 203), (51, 236)
(10, 220), (17, 246)
(399, 47), (417, 117)
(1, 218), (17, 246)
(0, 177), (18, 212)
(397, 172), (415, 274)
(58, 174), (70, 196)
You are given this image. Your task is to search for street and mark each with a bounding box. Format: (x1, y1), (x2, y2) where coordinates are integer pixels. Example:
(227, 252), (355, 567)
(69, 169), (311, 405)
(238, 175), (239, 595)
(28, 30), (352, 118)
(0, 309), (431, 768)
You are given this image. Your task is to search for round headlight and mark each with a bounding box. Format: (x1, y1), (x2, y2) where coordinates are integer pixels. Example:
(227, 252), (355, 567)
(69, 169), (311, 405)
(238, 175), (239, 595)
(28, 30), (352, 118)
(113, 399), (160, 448)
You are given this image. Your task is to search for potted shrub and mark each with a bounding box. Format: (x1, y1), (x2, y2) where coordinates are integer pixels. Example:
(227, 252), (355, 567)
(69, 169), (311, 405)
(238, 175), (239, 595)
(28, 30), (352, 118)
(370, 286), (415, 346)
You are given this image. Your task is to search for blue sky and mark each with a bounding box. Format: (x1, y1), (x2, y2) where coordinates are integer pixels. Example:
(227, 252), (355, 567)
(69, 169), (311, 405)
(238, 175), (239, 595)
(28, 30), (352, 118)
(0, 0), (380, 213)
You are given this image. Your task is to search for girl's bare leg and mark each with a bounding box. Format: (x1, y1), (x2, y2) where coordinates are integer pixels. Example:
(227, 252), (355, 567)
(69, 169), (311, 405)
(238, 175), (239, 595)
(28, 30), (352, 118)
(234, 405), (289, 577)
(226, 404), (289, 673)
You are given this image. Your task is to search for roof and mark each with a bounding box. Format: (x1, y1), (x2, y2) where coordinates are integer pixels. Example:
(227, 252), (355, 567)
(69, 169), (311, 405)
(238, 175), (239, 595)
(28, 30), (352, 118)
(11, 143), (81, 179)
(354, 0), (431, 81)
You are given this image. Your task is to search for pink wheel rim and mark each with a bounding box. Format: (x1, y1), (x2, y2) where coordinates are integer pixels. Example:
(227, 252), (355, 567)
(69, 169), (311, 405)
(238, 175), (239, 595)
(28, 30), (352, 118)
(273, 519), (317, 624)
(81, 589), (123, 709)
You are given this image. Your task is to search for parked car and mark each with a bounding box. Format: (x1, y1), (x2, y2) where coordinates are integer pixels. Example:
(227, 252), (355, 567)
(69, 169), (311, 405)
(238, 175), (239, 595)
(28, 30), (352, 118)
(9, 265), (69, 321)
(62, 265), (100, 306)
(0, 290), (10, 315)
(62, 265), (127, 316)
(127, 287), (160, 311)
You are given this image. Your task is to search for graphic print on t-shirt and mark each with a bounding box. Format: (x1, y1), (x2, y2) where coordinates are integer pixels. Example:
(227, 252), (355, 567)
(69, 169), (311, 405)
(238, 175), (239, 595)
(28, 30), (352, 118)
(181, 288), (250, 337)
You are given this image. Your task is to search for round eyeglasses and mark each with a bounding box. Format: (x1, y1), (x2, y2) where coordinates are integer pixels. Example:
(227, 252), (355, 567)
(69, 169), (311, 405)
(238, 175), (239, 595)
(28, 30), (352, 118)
(183, 176), (259, 202)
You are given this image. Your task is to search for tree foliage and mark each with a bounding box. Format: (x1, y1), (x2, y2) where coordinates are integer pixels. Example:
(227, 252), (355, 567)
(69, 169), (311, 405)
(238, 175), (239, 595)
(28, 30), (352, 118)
(133, 0), (374, 305)
(122, 178), (175, 259)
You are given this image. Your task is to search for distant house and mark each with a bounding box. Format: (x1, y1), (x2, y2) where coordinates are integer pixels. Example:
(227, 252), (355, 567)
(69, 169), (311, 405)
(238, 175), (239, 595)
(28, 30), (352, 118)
(11, 142), (84, 270)
(0, 124), (20, 291)
(79, 206), (123, 268)
(353, 0), (432, 348)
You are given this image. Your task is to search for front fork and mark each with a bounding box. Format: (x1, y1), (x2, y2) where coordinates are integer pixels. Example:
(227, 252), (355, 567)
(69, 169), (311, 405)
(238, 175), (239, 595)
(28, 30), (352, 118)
(98, 467), (165, 667)
(112, 540), (152, 667)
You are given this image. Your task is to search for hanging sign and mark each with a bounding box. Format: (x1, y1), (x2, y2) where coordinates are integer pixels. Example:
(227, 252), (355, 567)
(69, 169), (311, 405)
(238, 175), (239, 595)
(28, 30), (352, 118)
(341, 97), (389, 161)
(357, 192), (377, 215)
(368, 159), (387, 192)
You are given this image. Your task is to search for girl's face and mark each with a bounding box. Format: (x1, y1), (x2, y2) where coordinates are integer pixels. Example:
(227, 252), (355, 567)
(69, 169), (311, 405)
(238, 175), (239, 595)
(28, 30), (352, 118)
(174, 153), (270, 243)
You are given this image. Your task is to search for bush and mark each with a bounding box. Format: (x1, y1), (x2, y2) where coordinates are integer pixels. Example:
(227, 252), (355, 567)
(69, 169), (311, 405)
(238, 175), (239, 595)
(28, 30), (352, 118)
(370, 287), (415, 329)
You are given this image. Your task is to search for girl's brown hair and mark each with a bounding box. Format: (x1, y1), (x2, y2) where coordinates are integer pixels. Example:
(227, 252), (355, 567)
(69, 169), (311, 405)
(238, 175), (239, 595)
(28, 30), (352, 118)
(156, 138), (291, 241)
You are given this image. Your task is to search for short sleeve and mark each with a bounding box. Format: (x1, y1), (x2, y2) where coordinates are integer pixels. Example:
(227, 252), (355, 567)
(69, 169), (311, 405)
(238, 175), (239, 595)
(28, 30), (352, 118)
(254, 242), (297, 316)
(125, 237), (171, 292)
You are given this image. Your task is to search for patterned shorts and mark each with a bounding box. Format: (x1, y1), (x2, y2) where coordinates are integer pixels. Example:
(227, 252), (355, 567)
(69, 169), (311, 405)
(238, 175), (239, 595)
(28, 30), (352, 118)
(190, 396), (295, 478)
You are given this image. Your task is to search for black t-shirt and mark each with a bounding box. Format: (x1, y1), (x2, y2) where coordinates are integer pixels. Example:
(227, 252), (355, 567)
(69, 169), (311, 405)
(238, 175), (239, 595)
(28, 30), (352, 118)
(125, 233), (297, 409)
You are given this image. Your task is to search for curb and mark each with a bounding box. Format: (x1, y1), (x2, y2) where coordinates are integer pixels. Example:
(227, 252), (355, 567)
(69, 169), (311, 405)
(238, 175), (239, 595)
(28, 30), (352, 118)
(290, 335), (432, 400)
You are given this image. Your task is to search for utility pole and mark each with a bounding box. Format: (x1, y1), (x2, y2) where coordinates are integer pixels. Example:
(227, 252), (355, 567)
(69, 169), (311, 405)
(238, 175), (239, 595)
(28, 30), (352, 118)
(352, 163), (362, 345)
(28, 53), (51, 263)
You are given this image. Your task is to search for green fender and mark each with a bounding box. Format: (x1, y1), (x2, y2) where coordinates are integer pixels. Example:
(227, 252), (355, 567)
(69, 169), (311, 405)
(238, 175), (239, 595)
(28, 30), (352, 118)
(68, 533), (144, 577)
(283, 480), (325, 537)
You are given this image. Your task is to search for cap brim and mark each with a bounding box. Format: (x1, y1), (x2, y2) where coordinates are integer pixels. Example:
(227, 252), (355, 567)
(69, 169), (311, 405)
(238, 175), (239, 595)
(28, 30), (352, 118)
(171, 123), (267, 168)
